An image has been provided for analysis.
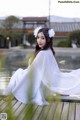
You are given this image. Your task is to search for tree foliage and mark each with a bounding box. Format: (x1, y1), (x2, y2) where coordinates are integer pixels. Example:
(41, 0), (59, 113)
(68, 30), (80, 45)
(56, 40), (71, 47)
(27, 33), (35, 46)
(0, 15), (23, 44)
(3, 15), (20, 30)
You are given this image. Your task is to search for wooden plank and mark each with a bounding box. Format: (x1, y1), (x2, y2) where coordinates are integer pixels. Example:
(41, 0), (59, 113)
(37, 104), (51, 120)
(32, 106), (43, 120)
(13, 101), (22, 113)
(75, 103), (80, 120)
(23, 105), (38, 120)
(14, 103), (25, 117)
(0, 101), (7, 112)
(0, 99), (17, 112)
(68, 102), (75, 120)
(60, 102), (69, 120)
(53, 102), (64, 120)
(0, 100), (5, 112)
(0, 100), (4, 106)
(15, 104), (33, 120)
(14, 105), (27, 120)
(46, 101), (58, 120)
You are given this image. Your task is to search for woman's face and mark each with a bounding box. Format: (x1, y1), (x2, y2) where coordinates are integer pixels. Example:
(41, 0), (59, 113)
(37, 32), (46, 49)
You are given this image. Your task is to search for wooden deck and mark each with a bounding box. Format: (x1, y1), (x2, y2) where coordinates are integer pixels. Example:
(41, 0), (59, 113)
(0, 95), (80, 120)
(1, 77), (80, 120)
(1, 78), (80, 120)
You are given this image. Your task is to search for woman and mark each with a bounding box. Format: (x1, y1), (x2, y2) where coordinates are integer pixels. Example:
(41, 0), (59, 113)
(3, 26), (80, 105)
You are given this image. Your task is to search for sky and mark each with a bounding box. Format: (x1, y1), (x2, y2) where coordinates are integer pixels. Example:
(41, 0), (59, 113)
(0, 0), (80, 18)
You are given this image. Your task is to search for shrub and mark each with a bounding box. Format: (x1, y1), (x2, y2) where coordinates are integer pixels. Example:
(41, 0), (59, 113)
(56, 40), (71, 47)
(68, 30), (80, 46)
(27, 33), (35, 46)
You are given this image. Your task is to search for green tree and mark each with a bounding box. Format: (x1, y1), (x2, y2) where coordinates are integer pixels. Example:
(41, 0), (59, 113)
(0, 15), (23, 48)
(3, 15), (20, 30)
(56, 40), (71, 47)
(27, 33), (35, 46)
(68, 30), (80, 46)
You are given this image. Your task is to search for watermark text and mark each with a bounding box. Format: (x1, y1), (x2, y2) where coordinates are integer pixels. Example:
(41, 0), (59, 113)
(0, 113), (7, 120)
(58, 0), (80, 3)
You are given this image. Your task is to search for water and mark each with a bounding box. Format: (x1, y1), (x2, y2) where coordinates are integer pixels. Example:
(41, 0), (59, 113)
(0, 49), (33, 89)
(0, 49), (80, 77)
(56, 55), (80, 70)
(0, 49), (33, 76)
(0, 48), (80, 89)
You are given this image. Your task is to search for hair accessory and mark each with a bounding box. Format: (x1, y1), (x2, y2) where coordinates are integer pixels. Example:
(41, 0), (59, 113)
(48, 29), (55, 38)
(34, 26), (42, 37)
(34, 26), (55, 38)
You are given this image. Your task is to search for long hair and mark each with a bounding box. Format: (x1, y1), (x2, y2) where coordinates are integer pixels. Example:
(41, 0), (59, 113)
(34, 28), (55, 56)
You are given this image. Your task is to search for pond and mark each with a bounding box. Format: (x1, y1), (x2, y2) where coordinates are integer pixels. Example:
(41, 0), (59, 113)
(56, 54), (80, 71)
(0, 48), (80, 89)
(0, 48), (80, 76)
(0, 49), (33, 77)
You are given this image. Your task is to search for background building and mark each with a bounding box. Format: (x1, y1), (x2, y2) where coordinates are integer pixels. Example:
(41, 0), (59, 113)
(0, 15), (80, 48)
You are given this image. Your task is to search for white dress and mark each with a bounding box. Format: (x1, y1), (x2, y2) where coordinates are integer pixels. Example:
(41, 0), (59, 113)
(3, 49), (80, 105)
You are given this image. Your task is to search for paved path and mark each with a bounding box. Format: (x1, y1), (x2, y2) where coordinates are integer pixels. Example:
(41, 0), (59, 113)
(54, 47), (80, 56)
(0, 47), (80, 53)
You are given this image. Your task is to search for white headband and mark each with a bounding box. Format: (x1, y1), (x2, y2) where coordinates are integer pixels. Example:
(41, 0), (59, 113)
(34, 26), (55, 38)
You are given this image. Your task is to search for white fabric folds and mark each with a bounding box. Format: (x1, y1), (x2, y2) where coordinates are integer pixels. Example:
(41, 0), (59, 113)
(3, 49), (80, 105)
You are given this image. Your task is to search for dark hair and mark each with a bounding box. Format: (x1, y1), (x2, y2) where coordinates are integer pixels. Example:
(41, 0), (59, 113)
(34, 28), (55, 56)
